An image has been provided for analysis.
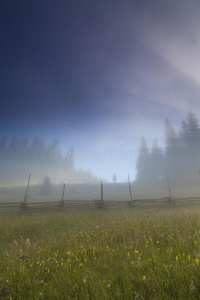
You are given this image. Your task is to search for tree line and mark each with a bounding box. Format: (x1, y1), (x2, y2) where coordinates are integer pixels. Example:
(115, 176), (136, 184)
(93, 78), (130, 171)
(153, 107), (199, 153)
(135, 111), (200, 190)
(0, 137), (99, 185)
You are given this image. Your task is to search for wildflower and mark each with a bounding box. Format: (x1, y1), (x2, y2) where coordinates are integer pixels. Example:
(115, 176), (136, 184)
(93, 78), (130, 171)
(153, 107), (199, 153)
(83, 279), (86, 283)
(142, 276), (146, 280)
(188, 255), (191, 261)
(44, 269), (50, 273)
(175, 256), (178, 261)
(195, 258), (199, 265)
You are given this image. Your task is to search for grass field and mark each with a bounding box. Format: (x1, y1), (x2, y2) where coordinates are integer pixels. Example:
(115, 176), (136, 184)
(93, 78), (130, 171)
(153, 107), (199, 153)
(1, 207), (200, 299)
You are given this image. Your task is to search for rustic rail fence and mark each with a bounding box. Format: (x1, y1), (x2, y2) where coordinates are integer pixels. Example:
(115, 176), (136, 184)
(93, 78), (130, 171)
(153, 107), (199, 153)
(1, 175), (200, 213)
(1, 196), (200, 214)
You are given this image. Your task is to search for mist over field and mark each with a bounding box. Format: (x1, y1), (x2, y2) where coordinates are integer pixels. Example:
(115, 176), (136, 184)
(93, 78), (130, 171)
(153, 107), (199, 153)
(1, 0), (200, 196)
(0, 110), (200, 202)
(0, 137), (101, 185)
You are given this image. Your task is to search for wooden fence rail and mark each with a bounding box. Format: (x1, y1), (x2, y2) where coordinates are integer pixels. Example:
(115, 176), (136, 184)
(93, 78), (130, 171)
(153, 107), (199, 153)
(1, 196), (200, 213)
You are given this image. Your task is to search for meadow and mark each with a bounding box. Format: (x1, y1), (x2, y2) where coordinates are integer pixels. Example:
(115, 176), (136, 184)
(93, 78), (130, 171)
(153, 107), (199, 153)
(1, 207), (200, 299)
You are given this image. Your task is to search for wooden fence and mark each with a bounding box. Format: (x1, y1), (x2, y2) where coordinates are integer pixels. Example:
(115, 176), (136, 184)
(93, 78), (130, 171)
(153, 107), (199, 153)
(1, 196), (200, 214)
(1, 175), (200, 213)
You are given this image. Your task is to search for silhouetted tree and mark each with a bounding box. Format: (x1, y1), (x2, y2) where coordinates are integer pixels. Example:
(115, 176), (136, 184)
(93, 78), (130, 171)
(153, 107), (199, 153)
(164, 118), (182, 182)
(112, 173), (117, 182)
(179, 111), (200, 185)
(149, 140), (164, 185)
(186, 110), (200, 146)
(135, 111), (200, 190)
(40, 176), (52, 196)
(136, 136), (151, 185)
(164, 118), (178, 150)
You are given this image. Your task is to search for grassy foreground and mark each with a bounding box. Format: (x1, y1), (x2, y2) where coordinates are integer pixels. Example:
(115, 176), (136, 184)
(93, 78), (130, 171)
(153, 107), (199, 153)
(1, 208), (200, 299)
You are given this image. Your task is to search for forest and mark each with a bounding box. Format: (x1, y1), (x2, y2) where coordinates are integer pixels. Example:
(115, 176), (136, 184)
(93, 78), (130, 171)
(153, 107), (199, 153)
(0, 137), (99, 185)
(1, 111), (200, 193)
(135, 111), (200, 192)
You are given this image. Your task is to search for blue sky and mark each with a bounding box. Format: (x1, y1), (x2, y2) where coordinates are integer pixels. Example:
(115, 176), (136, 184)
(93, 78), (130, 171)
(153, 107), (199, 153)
(1, 0), (200, 181)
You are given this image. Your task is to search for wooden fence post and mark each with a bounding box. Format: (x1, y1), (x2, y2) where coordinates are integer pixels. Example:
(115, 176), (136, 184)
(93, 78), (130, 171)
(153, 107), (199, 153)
(60, 183), (65, 210)
(21, 174), (31, 213)
(167, 176), (173, 207)
(128, 174), (133, 208)
(100, 181), (104, 209)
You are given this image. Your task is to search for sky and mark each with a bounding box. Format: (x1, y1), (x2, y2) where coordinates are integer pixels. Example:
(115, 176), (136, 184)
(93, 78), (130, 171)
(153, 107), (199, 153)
(1, 0), (200, 182)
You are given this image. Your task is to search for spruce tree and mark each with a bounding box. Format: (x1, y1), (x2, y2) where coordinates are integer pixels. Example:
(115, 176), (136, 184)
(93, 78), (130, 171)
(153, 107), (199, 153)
(136, 136), (150, 186)
(149, 140), (164, 185)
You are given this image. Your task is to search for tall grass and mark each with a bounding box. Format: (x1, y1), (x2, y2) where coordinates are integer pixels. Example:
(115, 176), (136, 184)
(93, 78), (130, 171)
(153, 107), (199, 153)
(1, 208), (200, 299)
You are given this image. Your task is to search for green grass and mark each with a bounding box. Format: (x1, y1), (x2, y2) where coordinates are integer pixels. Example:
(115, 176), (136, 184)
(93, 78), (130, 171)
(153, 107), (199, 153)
(1, 207), (200, 299)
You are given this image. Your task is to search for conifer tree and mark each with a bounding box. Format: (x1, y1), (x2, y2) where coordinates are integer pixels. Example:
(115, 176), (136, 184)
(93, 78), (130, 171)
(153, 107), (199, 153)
(40, 176), (52, 196)
(136, 136), (150, 185)
(149, 140), (164, 184)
